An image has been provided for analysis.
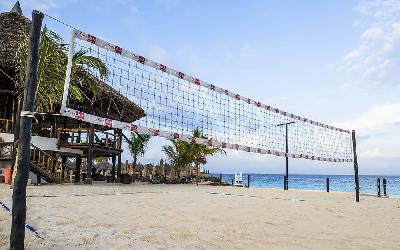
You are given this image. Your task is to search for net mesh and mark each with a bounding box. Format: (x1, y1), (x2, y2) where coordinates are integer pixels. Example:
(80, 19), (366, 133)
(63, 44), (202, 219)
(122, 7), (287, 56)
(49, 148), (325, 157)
(61, 29), (353, 162)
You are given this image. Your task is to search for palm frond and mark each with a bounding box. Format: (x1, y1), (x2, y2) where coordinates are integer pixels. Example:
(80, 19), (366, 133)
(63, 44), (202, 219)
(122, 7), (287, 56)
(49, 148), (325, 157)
(16, 27), (109, 113)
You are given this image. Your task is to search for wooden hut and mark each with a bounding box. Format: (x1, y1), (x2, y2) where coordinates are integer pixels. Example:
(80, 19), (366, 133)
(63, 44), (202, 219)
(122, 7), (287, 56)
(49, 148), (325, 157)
(0, 2), (145, 184)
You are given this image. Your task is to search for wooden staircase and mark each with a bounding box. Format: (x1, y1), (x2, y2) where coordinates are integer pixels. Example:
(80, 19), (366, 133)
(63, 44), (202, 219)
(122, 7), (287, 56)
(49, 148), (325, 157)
(30, 144), (64, 184)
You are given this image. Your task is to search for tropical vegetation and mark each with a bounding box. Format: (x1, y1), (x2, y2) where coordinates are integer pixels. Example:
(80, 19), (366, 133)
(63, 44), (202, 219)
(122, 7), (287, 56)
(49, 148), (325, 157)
(16, 26), (108, 112)
(162, 128), (225, 183)
(128, 133), (151, 168)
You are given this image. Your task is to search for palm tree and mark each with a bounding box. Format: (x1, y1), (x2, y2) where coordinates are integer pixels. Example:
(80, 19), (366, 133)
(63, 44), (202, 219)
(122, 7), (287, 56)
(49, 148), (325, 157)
(190, 128), (225, 185)
(162, 139), (192, 180)
(128, 133), (151, 169)
(162, 128), (225, 183)
(16, 26), (108, 112)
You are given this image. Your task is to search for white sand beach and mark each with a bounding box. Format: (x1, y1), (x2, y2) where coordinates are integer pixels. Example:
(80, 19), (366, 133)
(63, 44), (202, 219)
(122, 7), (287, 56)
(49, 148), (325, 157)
(1, 183), (399, 249)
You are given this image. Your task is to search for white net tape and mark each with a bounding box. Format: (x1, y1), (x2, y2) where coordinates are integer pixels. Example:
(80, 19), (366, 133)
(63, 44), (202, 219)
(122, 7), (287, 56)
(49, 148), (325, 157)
(61, 29), (353, 162)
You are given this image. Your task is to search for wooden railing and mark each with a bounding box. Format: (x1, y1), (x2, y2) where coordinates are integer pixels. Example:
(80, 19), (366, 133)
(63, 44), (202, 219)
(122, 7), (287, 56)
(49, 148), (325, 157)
(30, 143), (69, 183)
(57, 128), (120, 150)
(0, 118), (12, 133)
(32, 123), (54, 138)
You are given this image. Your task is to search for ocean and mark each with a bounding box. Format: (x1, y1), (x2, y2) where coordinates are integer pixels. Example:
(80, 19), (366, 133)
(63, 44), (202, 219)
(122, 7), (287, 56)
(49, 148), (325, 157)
(211, 174), (400, 197)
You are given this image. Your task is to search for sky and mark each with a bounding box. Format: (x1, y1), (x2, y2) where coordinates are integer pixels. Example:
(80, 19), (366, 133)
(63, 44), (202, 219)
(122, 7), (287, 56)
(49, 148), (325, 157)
(1, 0), (399, 175)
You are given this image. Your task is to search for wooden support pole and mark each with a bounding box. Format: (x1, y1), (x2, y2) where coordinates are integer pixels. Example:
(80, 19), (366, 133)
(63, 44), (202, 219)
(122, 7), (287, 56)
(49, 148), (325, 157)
(377, 178), (381, 197)
(111, 155), (116, 182)
(61, 156), (67, 180)
(117, 153), (122, 183)
(10, 10), (43, 250)
(85, 124), (94, 184)
(75, 155), (81, 183)
(219, 174), (222, 186)
(326, 177), (330, 192)
(116, 130), (122, 182)
(77, 121), (82, 143)
(352, 130), (360, 202)
(383, 178), (387, 197)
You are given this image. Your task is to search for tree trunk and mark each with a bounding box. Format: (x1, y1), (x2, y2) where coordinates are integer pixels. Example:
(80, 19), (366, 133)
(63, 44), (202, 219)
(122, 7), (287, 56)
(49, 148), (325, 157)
(196, 161), (199, 186)
(133, 155), (137, 179)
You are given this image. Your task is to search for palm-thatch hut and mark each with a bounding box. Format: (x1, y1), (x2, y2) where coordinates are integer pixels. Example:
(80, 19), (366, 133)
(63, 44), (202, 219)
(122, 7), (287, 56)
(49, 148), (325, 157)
(0, 2), (146, 184)
(0, 2), (145, 125)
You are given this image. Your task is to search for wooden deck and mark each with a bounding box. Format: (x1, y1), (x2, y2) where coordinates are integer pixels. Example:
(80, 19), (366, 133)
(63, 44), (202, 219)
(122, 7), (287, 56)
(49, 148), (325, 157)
(57, 128), (122, 156)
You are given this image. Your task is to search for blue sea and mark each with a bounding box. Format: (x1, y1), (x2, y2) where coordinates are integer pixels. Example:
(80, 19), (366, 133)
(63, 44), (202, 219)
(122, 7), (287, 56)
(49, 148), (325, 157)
(211, 174), (400, 197)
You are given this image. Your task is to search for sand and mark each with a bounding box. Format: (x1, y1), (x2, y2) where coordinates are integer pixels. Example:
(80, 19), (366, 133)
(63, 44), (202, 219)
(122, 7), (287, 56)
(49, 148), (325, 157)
(0, 183), (399, 249)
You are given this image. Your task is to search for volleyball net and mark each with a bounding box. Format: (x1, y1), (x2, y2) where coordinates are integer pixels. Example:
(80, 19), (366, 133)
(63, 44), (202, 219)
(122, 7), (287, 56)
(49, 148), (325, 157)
(60, 29), (353, 163)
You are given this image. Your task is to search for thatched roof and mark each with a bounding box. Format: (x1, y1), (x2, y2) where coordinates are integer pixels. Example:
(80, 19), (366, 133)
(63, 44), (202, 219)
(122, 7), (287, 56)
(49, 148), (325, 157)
(0, 10), (30, 70)
(0, 4), (145, 123)
(68, 71), (145, 122)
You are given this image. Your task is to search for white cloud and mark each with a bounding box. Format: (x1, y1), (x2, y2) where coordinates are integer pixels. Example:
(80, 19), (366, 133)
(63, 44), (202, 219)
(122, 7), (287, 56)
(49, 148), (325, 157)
(338, 0), (400, 87)
(354, 0), (400, 18)
(359, 147), (383, 158)
(335, 103), (400, 159)
(335, 102), (400, 131)
(361, 26), (384, 40)
(343, 49), (361, 62)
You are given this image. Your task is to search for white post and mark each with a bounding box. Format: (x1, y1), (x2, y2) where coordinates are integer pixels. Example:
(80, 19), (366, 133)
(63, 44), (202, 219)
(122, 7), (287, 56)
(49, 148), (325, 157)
(60, 29), (76, 113)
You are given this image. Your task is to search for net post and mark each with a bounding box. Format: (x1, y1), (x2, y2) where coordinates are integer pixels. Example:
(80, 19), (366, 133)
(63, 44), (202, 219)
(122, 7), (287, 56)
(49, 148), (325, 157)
(383, 178), (387, 197)
(377, 178), (381, 197)
(326, 177), (330, 192)
(352, 130), (360, 202)
(61, 29), (76, 112)
(10, 10), (43, 249)
(283, 176), (286, 190)
(285, 123), (289, 190)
